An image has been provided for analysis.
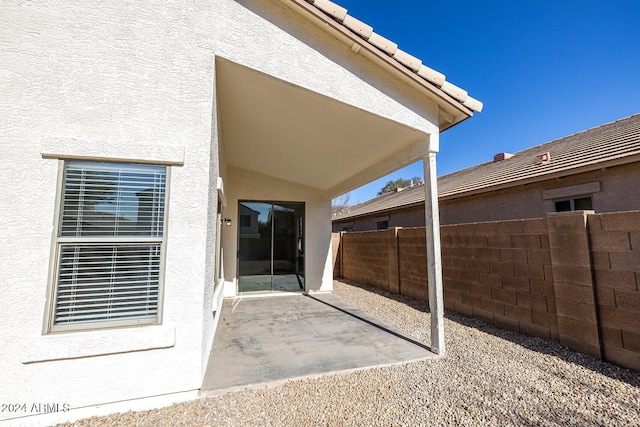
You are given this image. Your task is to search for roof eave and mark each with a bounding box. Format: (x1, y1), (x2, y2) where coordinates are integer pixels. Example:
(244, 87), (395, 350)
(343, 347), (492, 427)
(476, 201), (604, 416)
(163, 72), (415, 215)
(334, 153), (640, 221)
(334, 200), (426, 222)
(282, 0), (474, 132)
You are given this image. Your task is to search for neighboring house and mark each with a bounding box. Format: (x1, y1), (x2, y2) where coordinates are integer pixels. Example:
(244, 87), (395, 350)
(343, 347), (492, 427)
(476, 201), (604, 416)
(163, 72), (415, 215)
(239, 203), (262, 237)
(333, 113), (640, 231)
(0, 0), (481, 424)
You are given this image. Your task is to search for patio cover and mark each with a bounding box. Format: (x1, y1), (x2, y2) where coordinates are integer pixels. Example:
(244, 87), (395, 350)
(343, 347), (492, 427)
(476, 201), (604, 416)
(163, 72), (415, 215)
(215, 0), (482, 355)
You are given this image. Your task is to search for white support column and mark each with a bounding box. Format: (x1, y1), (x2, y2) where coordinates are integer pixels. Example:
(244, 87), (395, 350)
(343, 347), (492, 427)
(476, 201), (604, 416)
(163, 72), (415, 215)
(423, 152), (445, 355)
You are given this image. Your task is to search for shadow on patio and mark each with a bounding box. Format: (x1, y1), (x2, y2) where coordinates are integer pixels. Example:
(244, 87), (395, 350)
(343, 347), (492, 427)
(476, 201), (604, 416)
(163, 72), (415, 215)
(201, 292), (437, 394)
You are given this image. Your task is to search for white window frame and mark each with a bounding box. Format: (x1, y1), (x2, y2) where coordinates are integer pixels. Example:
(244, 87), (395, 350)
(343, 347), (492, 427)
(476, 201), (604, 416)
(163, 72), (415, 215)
(44, 159), (170, 333)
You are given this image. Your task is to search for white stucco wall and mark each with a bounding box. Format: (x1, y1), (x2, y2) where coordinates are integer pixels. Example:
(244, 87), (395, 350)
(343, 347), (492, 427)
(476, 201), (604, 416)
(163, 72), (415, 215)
(0, 1), (220, 425)
(212, 0), (440, 138)
(0, 0), (441, 424)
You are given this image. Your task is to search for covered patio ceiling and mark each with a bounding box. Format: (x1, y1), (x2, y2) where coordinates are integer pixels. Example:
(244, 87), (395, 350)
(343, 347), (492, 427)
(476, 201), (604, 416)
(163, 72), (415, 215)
(216, 58), (431, 199)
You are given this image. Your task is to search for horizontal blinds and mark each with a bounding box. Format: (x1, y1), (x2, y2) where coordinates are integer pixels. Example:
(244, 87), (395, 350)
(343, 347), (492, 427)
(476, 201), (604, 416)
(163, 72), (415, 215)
(54, 244), (160, 325)
(60, 161), (166, 237)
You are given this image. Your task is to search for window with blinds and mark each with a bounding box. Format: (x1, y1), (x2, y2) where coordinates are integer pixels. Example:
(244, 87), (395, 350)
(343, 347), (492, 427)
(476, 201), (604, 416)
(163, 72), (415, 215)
(49, 161), (167, 331)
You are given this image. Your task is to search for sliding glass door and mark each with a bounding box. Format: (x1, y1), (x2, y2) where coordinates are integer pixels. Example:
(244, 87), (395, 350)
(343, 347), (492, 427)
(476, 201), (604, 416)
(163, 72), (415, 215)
(238, 201), (304, 293)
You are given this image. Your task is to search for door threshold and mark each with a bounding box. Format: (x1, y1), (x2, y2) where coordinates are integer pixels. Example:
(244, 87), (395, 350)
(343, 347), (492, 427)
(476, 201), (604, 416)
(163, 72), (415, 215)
(236, 290), (306, 299)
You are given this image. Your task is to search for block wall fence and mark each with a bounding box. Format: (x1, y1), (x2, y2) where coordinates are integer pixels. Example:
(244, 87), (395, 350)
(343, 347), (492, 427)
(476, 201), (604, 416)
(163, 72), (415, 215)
(332, 210), (640, 372)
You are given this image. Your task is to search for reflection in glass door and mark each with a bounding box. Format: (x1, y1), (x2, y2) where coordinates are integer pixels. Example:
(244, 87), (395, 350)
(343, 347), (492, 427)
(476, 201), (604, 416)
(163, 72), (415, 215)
(272, 202), (305, 291)
(238, 201), (304, 293)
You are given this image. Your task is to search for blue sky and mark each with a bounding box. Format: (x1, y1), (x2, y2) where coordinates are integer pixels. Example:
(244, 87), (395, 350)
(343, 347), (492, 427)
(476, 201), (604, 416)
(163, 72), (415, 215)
(333, 0), (640, 204)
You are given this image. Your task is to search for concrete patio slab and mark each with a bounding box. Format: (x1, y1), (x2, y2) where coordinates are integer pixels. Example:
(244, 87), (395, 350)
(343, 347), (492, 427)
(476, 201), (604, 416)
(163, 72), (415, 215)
(201, 292), (436, 392)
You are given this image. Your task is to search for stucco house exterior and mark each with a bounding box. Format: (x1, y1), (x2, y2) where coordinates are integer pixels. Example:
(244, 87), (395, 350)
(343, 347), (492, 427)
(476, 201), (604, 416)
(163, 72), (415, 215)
(0, 0), (482, 425)
(333, 113), (640, 231)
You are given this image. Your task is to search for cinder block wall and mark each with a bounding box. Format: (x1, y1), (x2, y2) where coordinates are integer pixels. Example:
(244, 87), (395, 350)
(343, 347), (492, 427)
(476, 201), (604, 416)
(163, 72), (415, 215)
(398, 228), (428, 301)
(440, 218), (558, 341)
(547, 212), (600, 358)
(332, 232), (342, 278)
(589, 211), (640, 370)
(335, 210), (640, 371)
(341, 230), (392, 292)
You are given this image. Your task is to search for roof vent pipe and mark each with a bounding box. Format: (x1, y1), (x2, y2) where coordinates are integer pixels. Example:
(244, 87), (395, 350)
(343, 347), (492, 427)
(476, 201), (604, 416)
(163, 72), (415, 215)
(493, 152), (514, 162)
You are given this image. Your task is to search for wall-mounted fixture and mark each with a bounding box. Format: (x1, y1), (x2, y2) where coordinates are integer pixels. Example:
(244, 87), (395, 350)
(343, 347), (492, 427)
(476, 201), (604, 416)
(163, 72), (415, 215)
(223, 218), (232, 226)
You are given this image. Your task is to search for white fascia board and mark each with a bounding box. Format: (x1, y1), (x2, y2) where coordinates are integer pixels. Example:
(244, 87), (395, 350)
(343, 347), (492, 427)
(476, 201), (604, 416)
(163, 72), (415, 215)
(279, 0), (474, 129)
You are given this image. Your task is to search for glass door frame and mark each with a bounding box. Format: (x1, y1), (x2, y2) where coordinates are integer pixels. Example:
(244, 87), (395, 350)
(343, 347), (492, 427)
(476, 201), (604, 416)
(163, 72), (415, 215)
(236, 200), (305, 294)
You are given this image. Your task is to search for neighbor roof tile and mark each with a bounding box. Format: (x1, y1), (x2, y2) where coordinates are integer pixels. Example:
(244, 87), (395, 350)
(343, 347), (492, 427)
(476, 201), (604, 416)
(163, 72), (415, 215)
(334, 114), (640, 221)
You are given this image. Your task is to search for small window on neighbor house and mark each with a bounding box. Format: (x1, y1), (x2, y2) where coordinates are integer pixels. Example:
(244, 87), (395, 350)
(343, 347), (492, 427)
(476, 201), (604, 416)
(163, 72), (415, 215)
(554, 200), (571, 212)
(376, 220), (389, 230)
(48, 160), (168, 332)
(239, 214), (251, 228)
(574, 197), (593, 210)
(554, 196), (593, 213)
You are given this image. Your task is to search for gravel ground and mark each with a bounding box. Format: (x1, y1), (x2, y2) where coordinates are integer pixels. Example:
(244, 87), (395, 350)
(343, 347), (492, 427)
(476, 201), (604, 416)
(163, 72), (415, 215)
(60, 280), (640, 426)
